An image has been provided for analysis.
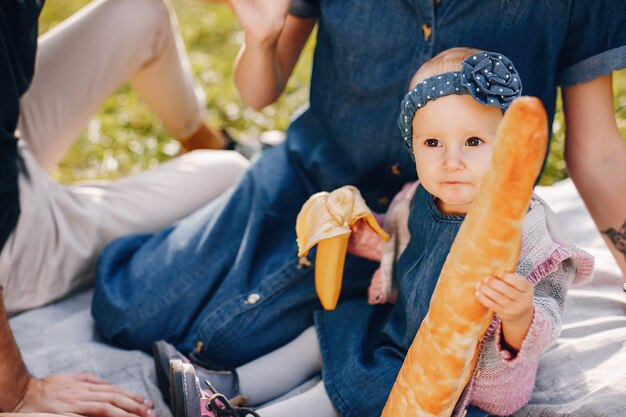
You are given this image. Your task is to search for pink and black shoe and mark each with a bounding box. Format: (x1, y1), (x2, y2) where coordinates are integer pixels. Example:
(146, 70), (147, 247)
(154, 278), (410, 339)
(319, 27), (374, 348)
(153, 340), (242, 406)
(169, 359), (259, 417)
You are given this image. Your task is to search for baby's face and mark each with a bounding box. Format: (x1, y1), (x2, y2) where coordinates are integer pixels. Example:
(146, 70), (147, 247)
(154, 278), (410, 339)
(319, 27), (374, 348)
(411, 94), (503, 215)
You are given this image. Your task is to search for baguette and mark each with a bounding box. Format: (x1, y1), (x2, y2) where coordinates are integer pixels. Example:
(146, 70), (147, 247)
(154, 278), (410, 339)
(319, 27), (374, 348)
(381, 97), (548, 417)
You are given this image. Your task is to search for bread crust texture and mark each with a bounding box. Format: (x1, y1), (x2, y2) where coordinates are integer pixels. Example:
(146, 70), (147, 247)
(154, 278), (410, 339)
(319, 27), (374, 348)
(381, 97), (548, 417)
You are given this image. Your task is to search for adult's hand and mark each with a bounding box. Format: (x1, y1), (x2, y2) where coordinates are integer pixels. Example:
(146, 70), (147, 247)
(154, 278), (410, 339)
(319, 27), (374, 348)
(225, 0), (292, 46)
(216, 0), (316, 109)
(12, 373), (155, 417)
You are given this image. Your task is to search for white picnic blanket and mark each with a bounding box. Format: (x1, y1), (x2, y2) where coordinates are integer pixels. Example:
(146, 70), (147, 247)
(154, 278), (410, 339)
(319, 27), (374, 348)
(513, 180), (626, 417)
(9, 179), (626, 417)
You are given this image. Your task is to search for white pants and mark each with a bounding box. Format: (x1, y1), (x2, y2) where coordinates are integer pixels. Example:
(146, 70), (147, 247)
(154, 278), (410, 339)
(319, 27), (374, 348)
(0, 0), (249, 314)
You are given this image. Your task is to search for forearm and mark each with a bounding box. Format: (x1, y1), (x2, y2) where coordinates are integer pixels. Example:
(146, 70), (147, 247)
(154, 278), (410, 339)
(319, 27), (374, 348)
(563, 74), (626, 278)
(233, 14), (316, 111)
(235, 39), (285, 110)
(500, 307), (534, 352)
(0, 289), (31, 411)
(567, 141), (626, 276)
(496, 305), (553, 363)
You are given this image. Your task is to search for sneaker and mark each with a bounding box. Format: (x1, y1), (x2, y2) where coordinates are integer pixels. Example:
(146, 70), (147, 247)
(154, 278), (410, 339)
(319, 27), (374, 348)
(259, 130), (286, 149)
(169, 359), (259, 417)
(153, 340), (242, 405)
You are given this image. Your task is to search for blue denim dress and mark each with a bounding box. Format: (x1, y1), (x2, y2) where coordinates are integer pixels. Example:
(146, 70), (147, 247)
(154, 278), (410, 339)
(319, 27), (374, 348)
(315, 185), (487, 417)
(93, 0), (625, 379)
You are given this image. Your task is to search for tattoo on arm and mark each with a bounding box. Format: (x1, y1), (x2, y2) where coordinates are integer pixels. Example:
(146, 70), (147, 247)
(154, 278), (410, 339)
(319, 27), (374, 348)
(602, 219), (626, 293)
(601, 218), (626, 262)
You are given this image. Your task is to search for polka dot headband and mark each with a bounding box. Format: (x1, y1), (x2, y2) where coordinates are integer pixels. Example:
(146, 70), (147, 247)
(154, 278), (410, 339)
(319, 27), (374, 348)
(399, 51), (522, 156)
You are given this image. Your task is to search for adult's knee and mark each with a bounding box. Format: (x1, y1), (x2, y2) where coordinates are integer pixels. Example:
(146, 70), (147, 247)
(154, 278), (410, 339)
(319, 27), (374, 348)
(183, 149), (250, 184)
(102, 0), (173, 42)
(91, 233), (163, 351)
(219, 151), (250, 181)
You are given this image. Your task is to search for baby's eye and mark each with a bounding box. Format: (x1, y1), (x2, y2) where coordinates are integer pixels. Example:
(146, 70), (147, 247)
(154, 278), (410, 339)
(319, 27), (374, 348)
(465, 137), (484, 147)
(425, 139), (441, 147)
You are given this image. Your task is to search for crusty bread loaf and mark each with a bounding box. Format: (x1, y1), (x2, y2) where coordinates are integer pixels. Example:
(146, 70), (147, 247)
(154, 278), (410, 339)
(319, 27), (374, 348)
(381, 97), (548, 417)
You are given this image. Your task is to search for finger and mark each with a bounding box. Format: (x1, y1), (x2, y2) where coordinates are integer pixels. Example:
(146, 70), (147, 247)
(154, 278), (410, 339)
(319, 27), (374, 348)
(84, 392), (153, 417)
(481, 276), (522, 300)
(474, 289), (500, 312)
(476, 280), (513, 305)
(499, 272), (532, 291)
(88, 384), (152, 409)
(73, 373), (108, 384)
(71, 400), (140, 417)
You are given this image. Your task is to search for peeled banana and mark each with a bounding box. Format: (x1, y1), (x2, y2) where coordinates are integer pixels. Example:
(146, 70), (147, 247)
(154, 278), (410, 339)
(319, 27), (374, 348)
(296, 186), (389, 310)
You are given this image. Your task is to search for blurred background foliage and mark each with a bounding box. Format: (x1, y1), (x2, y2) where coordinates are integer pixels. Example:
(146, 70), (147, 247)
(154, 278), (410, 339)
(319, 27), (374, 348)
(41, 0), (626, 186)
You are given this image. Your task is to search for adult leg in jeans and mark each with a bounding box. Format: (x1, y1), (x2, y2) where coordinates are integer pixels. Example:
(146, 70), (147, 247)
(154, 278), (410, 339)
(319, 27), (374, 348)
(93, 144), (377, 363)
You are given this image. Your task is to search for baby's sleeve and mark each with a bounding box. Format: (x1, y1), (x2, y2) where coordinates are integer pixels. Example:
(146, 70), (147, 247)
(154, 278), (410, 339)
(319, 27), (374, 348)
(495, 256), (573, 362)
(367, 182), (418, 304)
(467, 259), (575, 416)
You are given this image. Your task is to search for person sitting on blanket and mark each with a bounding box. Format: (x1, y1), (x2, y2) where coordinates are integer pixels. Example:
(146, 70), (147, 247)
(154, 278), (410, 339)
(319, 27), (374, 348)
(152, 48), (594, 417)
(0, 1), (250, 415)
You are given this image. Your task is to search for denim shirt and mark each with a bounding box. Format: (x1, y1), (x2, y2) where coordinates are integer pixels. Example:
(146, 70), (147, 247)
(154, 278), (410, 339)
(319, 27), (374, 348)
(288, 0), (626, 213)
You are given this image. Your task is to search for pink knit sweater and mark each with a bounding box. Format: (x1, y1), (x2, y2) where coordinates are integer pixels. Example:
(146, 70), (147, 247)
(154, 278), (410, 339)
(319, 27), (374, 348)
(453, 196), (593, 416)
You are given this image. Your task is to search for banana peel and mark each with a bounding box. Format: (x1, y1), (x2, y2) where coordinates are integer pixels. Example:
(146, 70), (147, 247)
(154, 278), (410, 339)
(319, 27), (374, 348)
(296, 186), (390, 310)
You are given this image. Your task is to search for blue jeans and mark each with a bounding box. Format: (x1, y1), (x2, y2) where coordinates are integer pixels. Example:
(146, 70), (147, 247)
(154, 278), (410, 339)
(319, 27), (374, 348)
(92, 144), (378, 368)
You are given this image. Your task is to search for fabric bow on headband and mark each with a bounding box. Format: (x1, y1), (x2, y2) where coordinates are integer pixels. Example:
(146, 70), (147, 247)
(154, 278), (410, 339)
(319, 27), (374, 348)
(399, 51), (523, 156)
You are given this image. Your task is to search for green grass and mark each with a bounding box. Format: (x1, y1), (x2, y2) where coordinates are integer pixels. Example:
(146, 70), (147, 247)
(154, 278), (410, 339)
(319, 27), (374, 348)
(41, 0), (626, 186)
(41, 0), (314, 183)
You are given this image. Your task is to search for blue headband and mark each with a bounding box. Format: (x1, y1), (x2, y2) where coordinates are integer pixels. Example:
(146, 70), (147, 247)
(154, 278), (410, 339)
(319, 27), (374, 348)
(399, 51), (522, 156)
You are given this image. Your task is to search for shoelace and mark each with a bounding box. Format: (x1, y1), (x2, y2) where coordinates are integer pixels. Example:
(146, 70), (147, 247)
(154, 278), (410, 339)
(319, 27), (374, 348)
(206, 393), (260, 417)
(204, 380), (260, 417)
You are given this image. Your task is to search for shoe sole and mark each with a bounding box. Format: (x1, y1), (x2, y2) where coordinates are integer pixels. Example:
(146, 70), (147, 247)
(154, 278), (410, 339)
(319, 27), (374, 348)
(170, 359), (207, 417)
(153, 340), (177, 405)
(170, 360), (187, 417)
